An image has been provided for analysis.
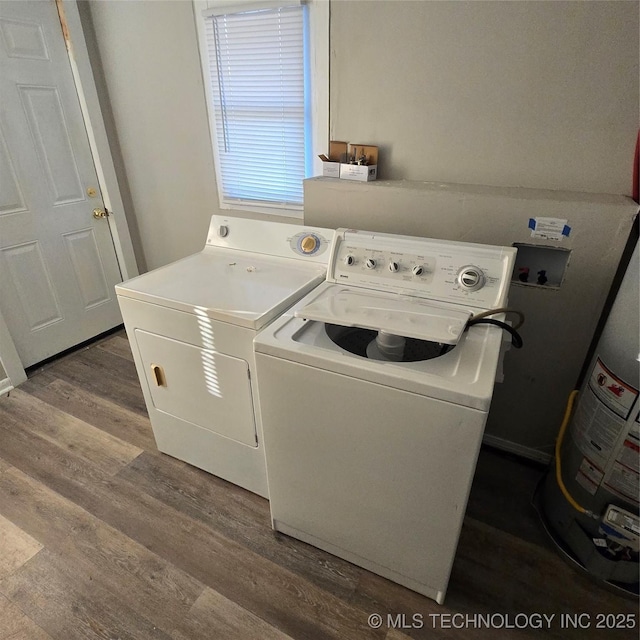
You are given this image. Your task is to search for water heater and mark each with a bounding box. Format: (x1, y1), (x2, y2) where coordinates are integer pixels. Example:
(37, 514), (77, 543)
(540, 240), (639, 593)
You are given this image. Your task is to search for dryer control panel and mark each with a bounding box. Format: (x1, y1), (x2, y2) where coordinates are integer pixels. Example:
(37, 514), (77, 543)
(328, 229), (516, 309)
(207, 215), (333, 263)
(289, 231), (331, 257)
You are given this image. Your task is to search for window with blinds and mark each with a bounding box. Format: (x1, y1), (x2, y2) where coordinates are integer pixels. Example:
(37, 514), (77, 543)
(202, 2), (307, 211)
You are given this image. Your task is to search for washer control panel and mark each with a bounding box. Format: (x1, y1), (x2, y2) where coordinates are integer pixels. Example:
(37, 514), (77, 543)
(456, 265), (486, 292)
(329, 229), (516, 309)
(337, 248), (437, 282)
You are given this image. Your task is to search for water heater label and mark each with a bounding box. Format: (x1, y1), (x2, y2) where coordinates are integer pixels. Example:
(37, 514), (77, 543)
(604, 462), (639, 506)
(616, 438), (640, 474)
(575, 457), (603, 495)
(603, 418), (640, 506)
(572, 385), (626, 468)
(588, 358), (638, 420)
(571, 358), (640, 505)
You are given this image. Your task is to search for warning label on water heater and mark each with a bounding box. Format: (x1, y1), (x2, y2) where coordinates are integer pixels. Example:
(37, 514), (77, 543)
(604, 420), (640, 505)
(604, 462), (639, 504)
(588, 358), (638, 420)
(575, 457), (604, 495)
(571, 358), (640, 505)
(572, 386), (626, 468)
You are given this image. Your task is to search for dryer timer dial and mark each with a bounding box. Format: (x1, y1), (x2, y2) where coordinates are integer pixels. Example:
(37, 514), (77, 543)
(300, 235), (318, 254)
(457, 265), (486, 291)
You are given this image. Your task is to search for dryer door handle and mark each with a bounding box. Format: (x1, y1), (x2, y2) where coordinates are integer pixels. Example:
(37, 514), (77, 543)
(150, 363), (166, 387)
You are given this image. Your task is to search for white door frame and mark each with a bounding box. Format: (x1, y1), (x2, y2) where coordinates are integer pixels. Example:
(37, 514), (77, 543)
(0, 308), (26, 395)
(58, 0), (138, 281)
(1, 0), (138, 382)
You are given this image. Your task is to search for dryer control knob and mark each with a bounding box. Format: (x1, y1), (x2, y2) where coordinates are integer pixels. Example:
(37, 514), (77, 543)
(218, 225), (229, 238)
(457, 265), (486, 291)
(388, 261), (399, 273)
(300, 235), (318, 254)
(412, 265), (424, 276)
(344, 254), (356, 266)
(365, 258), (377, 270)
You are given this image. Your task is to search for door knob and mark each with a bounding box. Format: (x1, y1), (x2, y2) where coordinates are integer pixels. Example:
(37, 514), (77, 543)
(93, 208), (108, 219)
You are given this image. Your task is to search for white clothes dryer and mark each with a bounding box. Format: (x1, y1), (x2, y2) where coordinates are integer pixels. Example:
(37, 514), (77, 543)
(116, 216), (334, 498)
(254, 228), (517, 603)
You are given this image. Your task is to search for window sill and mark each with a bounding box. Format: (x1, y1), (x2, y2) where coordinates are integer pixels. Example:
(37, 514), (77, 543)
(220, 201), (303, 220)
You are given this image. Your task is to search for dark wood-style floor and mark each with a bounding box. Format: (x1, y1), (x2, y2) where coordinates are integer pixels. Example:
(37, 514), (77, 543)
(0, 329), (636, 640)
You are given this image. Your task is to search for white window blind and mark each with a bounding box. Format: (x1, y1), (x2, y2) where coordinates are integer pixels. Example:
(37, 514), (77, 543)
(203, 4), (306, 209)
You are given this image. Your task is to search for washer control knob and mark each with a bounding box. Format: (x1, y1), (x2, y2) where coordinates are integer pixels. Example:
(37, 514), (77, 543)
(457, 265), (486, 291)
(300, 235), (318, 254)
(412, 265), (424, 276)
(344, 254), (356, 266)
(365, 258), (377, 270)
(218, 225), (229, 238)
(388, 261), (399, 273)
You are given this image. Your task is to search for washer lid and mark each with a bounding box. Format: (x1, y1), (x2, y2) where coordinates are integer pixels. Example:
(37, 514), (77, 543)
(116, 249), (326, 330)
(294, 288), (471, 344)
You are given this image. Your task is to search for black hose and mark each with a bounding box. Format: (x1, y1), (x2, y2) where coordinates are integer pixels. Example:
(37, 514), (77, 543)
(466, 318), (523, 348)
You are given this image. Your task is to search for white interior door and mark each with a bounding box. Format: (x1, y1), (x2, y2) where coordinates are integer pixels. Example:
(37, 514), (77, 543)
(0, 0), (123, 367)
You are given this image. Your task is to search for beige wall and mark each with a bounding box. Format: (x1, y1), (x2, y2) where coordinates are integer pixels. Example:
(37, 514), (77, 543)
(84, 0), (219, 271)
(83, 1), (638, 271)
(79, 0), (638, 454)
(305, 178), (637, 458)
(330, 0), (639, 195)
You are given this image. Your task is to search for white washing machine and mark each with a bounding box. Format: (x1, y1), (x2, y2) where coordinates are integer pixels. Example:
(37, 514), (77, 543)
(254, 228), (517, 603)
(116, 215), (334, 498)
